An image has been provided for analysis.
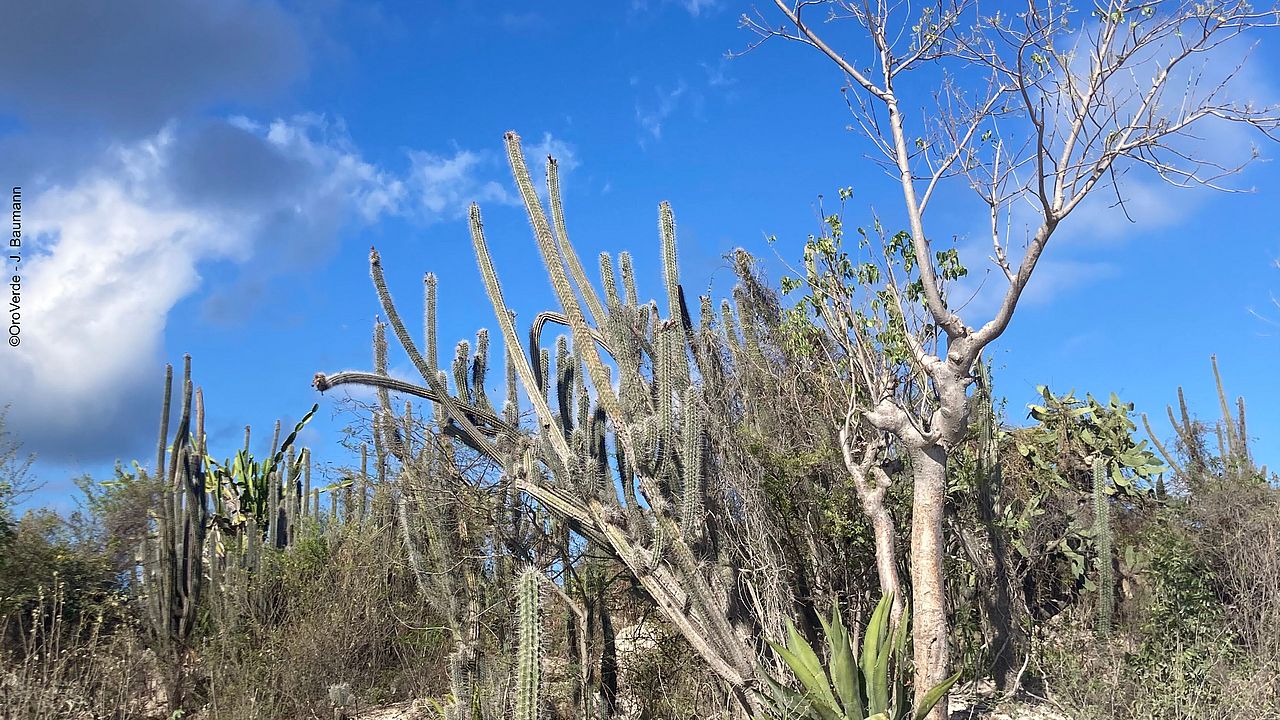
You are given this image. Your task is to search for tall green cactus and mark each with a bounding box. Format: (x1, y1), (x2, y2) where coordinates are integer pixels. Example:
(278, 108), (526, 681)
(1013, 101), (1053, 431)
(514, 568), (543, 720)
(1093, 457), (1114, 638)
(142, 356), (209, 714)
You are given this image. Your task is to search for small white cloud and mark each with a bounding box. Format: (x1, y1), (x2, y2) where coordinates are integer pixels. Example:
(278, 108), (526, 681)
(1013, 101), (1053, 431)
(526, 132), (579, 174)
(631, 0), (719, 17)
(680, 0), (719, 17)
(262, 114), (406, 223)
(407, 148), (515, 220)
(702, 58), (735, 88)
(637, 81), (688, 144)
(523, 132), (580, 200)
(949, 238), (1117, 322)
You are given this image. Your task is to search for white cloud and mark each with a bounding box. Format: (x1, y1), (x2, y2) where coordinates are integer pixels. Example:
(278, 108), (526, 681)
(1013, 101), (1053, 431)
(407, 148), (514, 220)
(637, 82), (688, 144)
(2, 116), (403, 462)
(940, 22), (1277, 325)
(631, 0), (720, 17)
(702, 58), (735, 88)
(526, 132), (579, 174)
(680, 0), (719, 16)
(949, 236), (1119, 322)
(260, 115), (406, 223)
(525, 132), (580, 200)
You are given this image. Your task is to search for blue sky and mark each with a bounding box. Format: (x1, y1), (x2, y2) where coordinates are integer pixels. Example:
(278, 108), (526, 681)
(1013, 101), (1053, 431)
(3, 0), (1278, 509)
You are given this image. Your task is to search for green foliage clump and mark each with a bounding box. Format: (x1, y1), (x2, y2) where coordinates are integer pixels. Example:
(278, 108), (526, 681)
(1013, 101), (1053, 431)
(759, 593), (959, 720)
(204, 402), (318, 537)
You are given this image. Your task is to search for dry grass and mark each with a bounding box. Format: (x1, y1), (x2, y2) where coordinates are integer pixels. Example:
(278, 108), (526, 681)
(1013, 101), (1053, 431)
(0, 582), (155, 720)
(200, 516), (448, 720)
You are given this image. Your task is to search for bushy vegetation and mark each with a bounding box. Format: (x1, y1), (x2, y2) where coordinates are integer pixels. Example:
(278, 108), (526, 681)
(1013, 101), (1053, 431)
(4, 1), (1279, 716)
(2, 148), (1277, 719)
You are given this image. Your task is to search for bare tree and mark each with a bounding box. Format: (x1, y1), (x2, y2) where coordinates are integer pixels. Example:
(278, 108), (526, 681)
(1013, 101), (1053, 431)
(746, 0), (1279, 715)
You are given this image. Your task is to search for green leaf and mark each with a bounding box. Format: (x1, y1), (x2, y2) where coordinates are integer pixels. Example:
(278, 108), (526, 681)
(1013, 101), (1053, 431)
(913, 671), (962, 720)
(757, 670), (812, 719)
(766, 637), (839, 720)
(786, 622), (842, 713)
(862, 594), (893, 714)
(272, 402), (320, 465)
(818, 606), (865, 718)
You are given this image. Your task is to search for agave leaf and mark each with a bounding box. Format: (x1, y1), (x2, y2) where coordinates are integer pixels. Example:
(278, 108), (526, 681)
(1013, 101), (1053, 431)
(775, 625), (841, 716)
(889, 601), (911, 716)
(911, 670), (962, 720)
(819, 606), (865, 718)
(862, 594), (893, 714)
(890, 602), (910, 659)
(892, 668), (908, 720)
(757, 670), (812, 719)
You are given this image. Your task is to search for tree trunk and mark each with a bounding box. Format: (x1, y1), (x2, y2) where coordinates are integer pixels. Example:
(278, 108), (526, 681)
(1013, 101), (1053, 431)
(909, 444), (950, 720)
(867, 466), (904, 626)
(165, 645), (187, 716)
(839, 428), (903, 625)
(599, 596), (618, 719)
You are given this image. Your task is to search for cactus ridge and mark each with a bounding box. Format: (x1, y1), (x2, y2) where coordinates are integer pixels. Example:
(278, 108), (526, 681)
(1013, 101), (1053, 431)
(514, 568), (543, 720)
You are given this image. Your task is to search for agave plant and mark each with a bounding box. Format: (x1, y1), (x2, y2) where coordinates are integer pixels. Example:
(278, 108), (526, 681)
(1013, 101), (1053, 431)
(204, 403), (318, 537)
(758, 593), (959, 720)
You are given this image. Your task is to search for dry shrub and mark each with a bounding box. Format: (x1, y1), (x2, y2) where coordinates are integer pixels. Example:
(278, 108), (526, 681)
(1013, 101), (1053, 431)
(1186, 477), (1280, 663)
(202, 515), (449, 719)
(1040, 478), (1280, 720)
(0, 583), (154, 720)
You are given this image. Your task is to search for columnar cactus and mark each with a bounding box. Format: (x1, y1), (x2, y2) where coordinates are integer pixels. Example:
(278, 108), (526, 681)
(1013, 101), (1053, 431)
(313, 132), (765, 713)
(514, 568), (543, 720)
(142, 356), (209, 714)
(1143, 355), (1269, 485)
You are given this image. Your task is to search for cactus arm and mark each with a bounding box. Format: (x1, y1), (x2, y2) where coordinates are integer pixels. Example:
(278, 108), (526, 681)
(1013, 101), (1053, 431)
(473, 329), (492, 413)
(314, 372), (518, 442)
(600, 252), (619, 307)
(1212, 354), (1239, 454)
(1140, 413), (1184, 478)
(370, 248), (502, 460)
(547, 156), (606, 327)
(468, 203), (572, 463)
(424, 272), (439, 373)
(514, 568), (543, 720)
(619, 252), (639, 308)
(504, 132), (623, 423)
(1093, 457), (1114, 637)
(680, 386), (703, 538)
(528, 310), (614, 391)
(156, 364), (173, 479)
